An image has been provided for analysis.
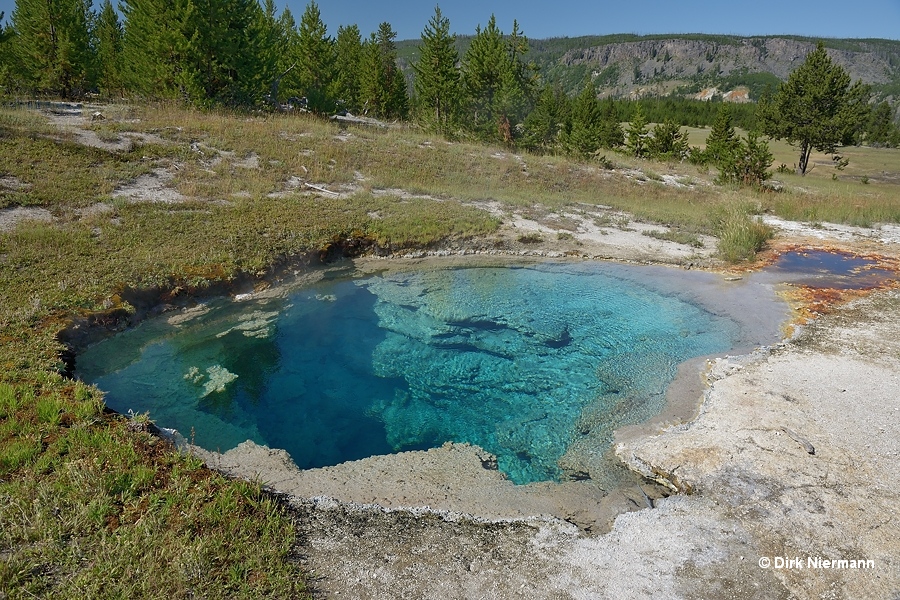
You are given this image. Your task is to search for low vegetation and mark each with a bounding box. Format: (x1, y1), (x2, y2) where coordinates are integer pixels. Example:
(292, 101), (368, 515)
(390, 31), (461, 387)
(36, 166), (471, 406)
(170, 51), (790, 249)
(0, 381), (304, 599)
(713, 206), (776, 263)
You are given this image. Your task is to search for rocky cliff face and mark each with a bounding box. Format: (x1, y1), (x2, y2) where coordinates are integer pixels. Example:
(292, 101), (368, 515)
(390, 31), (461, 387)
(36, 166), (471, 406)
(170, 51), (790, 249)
(560, 37), (897, 96)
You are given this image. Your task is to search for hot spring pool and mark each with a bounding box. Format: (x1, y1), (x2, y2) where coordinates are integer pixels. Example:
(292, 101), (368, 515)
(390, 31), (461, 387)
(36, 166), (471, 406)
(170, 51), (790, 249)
(76, 261), (769, 484)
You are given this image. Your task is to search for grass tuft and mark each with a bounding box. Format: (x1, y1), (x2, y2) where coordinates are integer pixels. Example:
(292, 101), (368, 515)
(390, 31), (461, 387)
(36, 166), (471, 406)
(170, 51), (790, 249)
(714, 206), (775, 262)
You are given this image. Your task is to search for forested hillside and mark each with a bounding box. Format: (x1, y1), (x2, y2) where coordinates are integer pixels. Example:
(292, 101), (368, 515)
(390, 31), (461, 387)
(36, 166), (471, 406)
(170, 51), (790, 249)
(399, 34), (900, 101)
(0, 1), (898, 151)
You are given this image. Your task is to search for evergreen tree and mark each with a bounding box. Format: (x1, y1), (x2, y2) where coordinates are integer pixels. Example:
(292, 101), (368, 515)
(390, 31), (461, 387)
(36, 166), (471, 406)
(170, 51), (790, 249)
(94, 0), (124, 97)
(865, 101), (897, 147)
(359, 22), (407, 119)
(462, 15), (505, 134)
(180, 0), (266, 105)
(252, 1), (303, 107)
(0, 12), (12, 91)
(717, 130), (773, 187)
(625, 104), (649, 158)
(294, 1), (334, 113)
(120, 0), (195, 98)
(413, 5), (459, 135)
(461, 15), (532, 143)
(561, 80), (602, 158)
(493, 19), (532, 143)
(703, 105), (740, 164)
(273, 7), (301, 100)
(333, 24), (363, 112)
(647, 120), (690, 161)
(359, 33), (378, 115)
(758, 41), (871, 175)
(253, 0), (288, 106)
(10, 0), (94, 98)
(379, 22), (408, 119)
(521, 82), (569, 152)
(121, 0), (264, 105)
(597, 100), (624, 149)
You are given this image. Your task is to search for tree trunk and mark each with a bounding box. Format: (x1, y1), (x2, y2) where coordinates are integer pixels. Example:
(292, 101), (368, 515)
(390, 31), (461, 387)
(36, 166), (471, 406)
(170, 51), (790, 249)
(268, 64), (296, 109)
(798, 140), (812, 175)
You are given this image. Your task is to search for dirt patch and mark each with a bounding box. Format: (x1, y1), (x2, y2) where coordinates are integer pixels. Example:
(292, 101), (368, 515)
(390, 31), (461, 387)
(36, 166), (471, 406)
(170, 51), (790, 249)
(456, 201), (717, 265)
(196, 440), (665, 535)
(0, 175), (32, 193)
(111, 167), (186, 204)
(0, 206), (53, 232)
(763, 215), (900, 246)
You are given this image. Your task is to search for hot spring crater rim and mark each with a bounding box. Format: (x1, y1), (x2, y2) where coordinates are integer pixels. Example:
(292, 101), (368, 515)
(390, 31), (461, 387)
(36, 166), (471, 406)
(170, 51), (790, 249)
(75, 259), (791, 486)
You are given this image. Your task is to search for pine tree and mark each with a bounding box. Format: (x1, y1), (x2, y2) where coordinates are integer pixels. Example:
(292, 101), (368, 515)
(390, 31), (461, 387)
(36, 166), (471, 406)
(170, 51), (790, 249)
(865, 101), (897, 147)
(0, 12), (12, 90)
(121, 0), (264, 105)
(625, 104), (649, 158)
(294, 1), (334, 113)
(379, 22), (408, 119)
(358, 33), (378, 115)
(758, 41), (871, 175)
(717, 130), (773, 187)
(703, 105), (740, 164)
(359, 22), (407, 120)
(333, 24), (363, 112)
(561, 80), (602, 158)
(647, 120), (689, 161)
(493, 19), (532, 141)
(461, 15), (533, 142)
(120, 0), (195, 98)
(190, 0), (267, 105)
(412, 5), (459, 135)
(94, 0), (124, 97)
(597, 100), (624, 149)
(461, 15), (507, 139)
(10, 0), (94, 98)
(273, 8), (301, 101)
(521, 83), (569, 152)
(251, 0), (301, 107)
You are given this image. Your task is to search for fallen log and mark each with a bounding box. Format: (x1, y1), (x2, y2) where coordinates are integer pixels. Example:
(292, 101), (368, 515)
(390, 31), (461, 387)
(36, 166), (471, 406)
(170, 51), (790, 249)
(304, 182), (339, 196)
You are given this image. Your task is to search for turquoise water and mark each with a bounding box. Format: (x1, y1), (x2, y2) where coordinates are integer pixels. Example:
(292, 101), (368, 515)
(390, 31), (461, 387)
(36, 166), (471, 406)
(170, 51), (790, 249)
(77, 263), (742, 484)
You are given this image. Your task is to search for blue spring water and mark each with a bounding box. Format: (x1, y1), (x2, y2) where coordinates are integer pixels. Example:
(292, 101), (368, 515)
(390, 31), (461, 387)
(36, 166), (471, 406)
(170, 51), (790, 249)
(76, 262), (742, 484)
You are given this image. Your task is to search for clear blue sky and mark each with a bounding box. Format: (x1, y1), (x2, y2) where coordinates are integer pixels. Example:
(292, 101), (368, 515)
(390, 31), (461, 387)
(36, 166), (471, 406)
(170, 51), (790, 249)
(0, 0), (897, 41)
